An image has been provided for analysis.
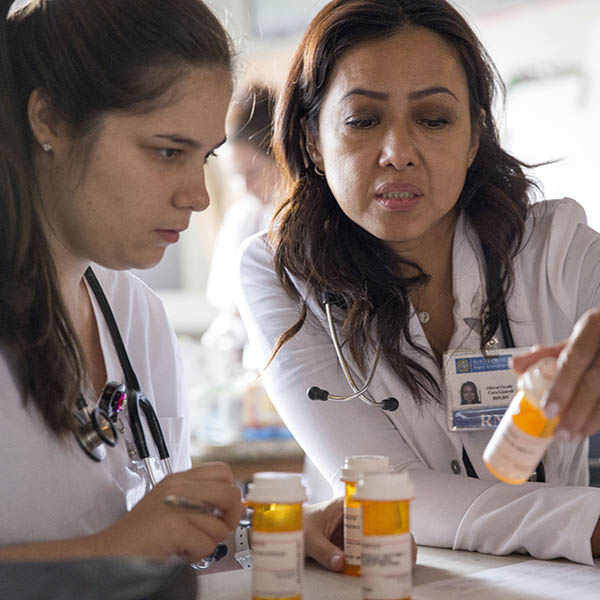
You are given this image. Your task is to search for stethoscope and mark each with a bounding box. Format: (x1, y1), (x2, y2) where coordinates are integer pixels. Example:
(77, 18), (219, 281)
(74, 267), (172, 486)
(307, 291), (399, 411)
(307, 290), (546, 482)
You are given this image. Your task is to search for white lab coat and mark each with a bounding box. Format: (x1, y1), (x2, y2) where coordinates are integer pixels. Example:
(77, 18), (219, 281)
(237, 198), (600, 565)
(0, 267), (189, 545)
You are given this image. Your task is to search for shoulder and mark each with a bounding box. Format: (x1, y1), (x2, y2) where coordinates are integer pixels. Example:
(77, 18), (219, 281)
(237, 231), (278, 290)
(518, 198), (600, 320)
(520, 198), (595, 260)
(526, 197), (587, 233)
(238, 231), (274, 268)
(237, 230), (311, 300)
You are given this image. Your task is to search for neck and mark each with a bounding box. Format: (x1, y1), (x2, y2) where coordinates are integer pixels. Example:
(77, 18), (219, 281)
(403, 213), (457, 342)
(394, 211), (457, 292)
(36, 158), (90, 317)
(37, 169), (107, 395)
(51, 245), (90, 321)
(50, 240), (106, 396)
(39, 222), (92, 337)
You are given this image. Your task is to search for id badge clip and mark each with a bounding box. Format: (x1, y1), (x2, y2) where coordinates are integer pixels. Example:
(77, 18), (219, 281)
(443, 347), (529, 431)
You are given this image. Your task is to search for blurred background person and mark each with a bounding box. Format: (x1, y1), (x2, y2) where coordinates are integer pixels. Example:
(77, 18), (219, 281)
(190, 83), (288, 449)
(202, 83), (281, 364)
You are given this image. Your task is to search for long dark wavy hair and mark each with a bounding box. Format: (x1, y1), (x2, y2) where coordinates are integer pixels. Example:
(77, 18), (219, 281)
(271, 0), (538, 403)
(0, 0), (232, 437)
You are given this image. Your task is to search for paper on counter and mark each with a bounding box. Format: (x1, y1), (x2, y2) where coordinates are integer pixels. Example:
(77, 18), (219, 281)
(412, 559), (599, 600)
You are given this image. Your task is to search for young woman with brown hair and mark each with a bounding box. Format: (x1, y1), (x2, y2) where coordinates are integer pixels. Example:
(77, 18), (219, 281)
(0, 0), (241, 562)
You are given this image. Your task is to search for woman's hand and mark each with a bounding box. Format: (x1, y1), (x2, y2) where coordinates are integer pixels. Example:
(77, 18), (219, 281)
(512, 308), (600, 440)
(304, 497), (345, 571)
(91, 462), (243, 563)
(303, 497), (417, 571)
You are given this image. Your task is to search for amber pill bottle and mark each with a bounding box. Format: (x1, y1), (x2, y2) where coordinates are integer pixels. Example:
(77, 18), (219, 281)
(246, 472), (307, 600)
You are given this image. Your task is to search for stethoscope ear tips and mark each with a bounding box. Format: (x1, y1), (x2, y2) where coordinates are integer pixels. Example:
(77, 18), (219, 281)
(307, 386), (329, 401)
(382, 397), (399, 411)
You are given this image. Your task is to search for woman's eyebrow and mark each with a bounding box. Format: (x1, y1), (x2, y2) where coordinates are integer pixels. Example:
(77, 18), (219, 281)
(152, 134), (227, 152)
(408, 86), (458, 101)
(153, 133), (201, 148)
(340, 86), (458, 103)
(340, 88), (388, 102)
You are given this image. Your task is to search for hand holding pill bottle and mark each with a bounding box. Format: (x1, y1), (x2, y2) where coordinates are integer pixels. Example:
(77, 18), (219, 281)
(483, 357), (559, 484)
(340, 455), (391, 576)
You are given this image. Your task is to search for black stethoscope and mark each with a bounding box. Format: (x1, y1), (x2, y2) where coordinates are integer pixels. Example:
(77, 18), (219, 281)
(307, 291), (399, 411)
(308, 290), (546, 482)
(74, 267), (172, 487)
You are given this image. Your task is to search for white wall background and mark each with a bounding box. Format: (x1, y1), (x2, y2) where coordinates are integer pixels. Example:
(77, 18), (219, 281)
(473, 0), (600, 227)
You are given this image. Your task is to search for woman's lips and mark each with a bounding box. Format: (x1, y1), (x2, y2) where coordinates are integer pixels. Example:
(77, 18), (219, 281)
(156, 229), (180, 244)
(375, 186), (423, 211)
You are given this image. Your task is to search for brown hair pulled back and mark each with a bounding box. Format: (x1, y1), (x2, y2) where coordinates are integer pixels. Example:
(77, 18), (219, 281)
(228, 83), (277, 156)
(0, 0), (232, 436)
(271, 0), (538, 403)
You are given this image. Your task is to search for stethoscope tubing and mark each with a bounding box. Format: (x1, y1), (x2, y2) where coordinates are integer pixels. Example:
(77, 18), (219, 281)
(85, 267), (172, 484)
(323, 301), (381, 403)
(127, 390), (173, 486)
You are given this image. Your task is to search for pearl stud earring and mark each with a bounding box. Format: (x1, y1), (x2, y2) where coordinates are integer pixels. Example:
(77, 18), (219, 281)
(41, 142), (53, 152)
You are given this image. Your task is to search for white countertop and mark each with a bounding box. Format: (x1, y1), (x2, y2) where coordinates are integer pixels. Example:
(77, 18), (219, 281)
(196, 546), (535, 599)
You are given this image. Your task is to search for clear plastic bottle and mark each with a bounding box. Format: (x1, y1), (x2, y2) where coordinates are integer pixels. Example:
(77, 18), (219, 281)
(246, 472), (307, 600)
(353, 471), (414, 600)
(483, 357), (560, 484)
(340, 455), (391, 576)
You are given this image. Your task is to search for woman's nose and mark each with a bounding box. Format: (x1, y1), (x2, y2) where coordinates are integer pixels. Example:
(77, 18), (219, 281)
(173, 171), (210, 212)
(378, 124), (419, 169)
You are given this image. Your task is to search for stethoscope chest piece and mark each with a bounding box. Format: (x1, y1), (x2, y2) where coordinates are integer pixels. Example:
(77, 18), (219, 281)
(99, 382), (127, 421)
(74, 393), (118, 463)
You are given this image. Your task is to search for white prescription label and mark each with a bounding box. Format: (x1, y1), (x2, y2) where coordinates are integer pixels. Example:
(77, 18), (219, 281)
(361, 533), (411, 600)
(344, 504), (362, 566)
(484, 404), (551, 481)
(251, 530), (303, 598)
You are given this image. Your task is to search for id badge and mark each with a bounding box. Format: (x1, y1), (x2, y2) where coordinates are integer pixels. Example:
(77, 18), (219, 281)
(443, 348), (528, 431)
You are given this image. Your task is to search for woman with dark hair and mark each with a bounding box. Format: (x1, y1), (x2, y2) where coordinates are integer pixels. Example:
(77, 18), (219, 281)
(238, 0), (600, 564)
(460, 381), (480, 405)
(0, 0), (243, 562)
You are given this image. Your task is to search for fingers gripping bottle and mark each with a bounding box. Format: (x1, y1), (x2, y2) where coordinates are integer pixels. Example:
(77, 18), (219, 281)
(354, 472), (414, 600)
(246, 472), (307, 600)
(340, 455), (391, 576)
(483, 357), (559, 484)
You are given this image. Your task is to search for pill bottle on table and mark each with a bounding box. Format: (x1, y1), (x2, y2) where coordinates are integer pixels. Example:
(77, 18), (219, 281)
(354, 471), (414, 600)
(246, 472), (307, 600)
(483, 357), (559, 484)
(340, 455), (390, 576)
